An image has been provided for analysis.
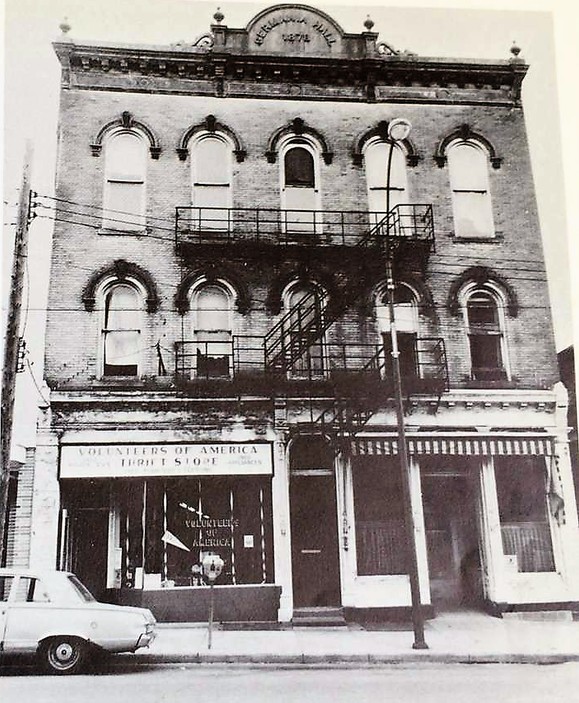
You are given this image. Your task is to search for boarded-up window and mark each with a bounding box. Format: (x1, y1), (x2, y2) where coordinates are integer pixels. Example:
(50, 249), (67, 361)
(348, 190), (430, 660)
(364, 141), (408, 224)
(282, 146), (319, 233)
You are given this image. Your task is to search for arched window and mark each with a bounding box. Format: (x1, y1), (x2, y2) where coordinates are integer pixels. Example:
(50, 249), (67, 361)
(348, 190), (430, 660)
(283, 281), (326, 378)
(463, 286), (508, 381)
(285, 147), (315, 187)
(101, 283), (143, 376)
(376, 283), (419, 381)
(364, 140), (408, 225)
(280, 140), (321, 234)
(447, 142), (494, 238)
(191, 135), (233, 231)
(191, 283), (233, 378)
(103, 131), (147, 231)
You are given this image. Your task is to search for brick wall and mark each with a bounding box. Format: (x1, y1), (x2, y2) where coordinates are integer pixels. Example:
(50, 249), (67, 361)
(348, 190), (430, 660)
(4, 448), (35, 567)
(44, 86), (559, 390)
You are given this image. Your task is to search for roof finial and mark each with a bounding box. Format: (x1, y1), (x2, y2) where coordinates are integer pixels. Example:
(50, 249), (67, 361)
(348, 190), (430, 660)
(510, 40), (521, 58)
(213, 7), (224, 24)
(364, 15), (375, 31)
(59, 17), (71, 35)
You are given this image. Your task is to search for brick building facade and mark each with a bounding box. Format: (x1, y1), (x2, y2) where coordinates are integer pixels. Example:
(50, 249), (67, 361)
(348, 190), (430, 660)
(15, 4), (579, 622)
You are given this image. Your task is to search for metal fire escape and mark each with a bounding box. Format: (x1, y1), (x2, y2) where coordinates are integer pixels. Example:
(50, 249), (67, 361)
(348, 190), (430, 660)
(261, 204), (444, 439)
(173, 202), (446, 438)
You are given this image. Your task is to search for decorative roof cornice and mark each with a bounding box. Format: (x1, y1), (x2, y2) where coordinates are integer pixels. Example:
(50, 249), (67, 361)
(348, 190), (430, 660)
(53, 39), (528, 106)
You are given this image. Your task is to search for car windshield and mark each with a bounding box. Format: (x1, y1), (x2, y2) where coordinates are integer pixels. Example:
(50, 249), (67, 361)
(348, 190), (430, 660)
(67, 574), (96, 602)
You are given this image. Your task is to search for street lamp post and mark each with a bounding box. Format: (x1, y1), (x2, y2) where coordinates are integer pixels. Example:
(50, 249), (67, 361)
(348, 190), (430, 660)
(384, 118), (428, 649)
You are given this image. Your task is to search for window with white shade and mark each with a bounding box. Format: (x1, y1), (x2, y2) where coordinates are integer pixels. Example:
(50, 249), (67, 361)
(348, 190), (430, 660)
(280, 141), (321, 234)
(192, 135), (232, 231)
(192, 284), (233, 378)
(447, 142), (494, 238)
(102, 283), (142, 376)
(103, 132), (147, 231)
(364, 140), (408, 225)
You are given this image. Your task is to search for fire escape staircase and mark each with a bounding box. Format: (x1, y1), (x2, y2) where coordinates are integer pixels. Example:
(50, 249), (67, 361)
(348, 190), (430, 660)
(262, 204), (440, 438)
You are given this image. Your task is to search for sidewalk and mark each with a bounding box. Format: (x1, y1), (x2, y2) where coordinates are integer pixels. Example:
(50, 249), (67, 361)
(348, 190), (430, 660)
(131, 611), (579, 666)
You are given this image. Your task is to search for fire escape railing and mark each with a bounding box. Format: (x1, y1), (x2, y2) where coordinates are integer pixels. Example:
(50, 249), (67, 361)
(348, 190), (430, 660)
(175, 339), (386, 381)
(175, 205), (434, 249)
(174, 337), (447, 391)
(262, 204), (434, 375)
(174, 202), (438, 435)
(309, 337), (449, 435)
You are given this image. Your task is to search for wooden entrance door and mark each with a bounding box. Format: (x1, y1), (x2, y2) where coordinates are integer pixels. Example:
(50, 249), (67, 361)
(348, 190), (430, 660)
(290, 472), (341, 608)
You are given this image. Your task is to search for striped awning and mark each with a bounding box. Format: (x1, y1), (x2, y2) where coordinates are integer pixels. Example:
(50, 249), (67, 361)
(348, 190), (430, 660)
(351, 436), (554, 457)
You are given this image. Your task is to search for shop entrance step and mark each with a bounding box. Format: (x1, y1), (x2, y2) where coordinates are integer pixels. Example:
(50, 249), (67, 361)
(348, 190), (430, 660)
(292, 606), (347, 627)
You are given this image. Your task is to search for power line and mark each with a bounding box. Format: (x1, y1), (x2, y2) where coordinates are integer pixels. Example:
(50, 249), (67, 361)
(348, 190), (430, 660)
(24, 357), (50, 407)
(34, 192), (554, 270)
(35, 193), (176, 226)
(36, 211), (551, 280)
(35, 206), (175, 236)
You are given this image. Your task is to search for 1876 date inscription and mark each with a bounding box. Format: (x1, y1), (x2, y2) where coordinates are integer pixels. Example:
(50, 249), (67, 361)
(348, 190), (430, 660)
(283, 33), (310, 43)
(254, 13), (337, 48)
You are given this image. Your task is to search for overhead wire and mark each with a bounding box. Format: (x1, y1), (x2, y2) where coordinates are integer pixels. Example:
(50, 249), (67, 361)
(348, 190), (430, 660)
(34, 210), (550, 280)
(33, 191), (553, 271)
(24, 357), (50, 407)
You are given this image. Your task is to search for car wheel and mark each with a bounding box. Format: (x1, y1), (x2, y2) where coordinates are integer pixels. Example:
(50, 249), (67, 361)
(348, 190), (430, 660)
(39, 637), (87, 675)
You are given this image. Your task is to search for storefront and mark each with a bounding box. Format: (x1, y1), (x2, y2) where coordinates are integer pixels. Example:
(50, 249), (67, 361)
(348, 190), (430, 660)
(337, 433), (577, 618)
(45, 426), (579, 624)
(57, 442), (280, 622)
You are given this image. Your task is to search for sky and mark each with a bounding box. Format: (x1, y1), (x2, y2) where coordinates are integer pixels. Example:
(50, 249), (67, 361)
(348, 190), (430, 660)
(2, 0), (579, 447)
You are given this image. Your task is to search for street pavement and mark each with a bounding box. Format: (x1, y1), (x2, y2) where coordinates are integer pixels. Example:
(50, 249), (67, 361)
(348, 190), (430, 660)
(3, 663), (579, 703)
(126, 610), (579, 666)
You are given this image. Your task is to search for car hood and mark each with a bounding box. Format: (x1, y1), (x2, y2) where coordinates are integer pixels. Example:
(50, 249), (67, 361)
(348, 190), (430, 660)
(86, 601), (157, 623)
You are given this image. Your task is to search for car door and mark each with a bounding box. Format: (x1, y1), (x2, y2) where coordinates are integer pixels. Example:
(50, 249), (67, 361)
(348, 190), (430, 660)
(2, 576), (52, 652)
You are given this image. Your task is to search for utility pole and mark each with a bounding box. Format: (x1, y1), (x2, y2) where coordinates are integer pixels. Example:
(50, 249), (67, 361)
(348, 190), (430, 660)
(1, 143), (33, 563)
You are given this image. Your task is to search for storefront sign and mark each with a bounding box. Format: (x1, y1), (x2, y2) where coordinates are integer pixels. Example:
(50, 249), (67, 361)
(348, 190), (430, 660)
(60, 442), (273, 478)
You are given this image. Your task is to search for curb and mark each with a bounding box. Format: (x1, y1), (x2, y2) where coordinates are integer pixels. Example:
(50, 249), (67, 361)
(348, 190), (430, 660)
(124, 652), (579, 667)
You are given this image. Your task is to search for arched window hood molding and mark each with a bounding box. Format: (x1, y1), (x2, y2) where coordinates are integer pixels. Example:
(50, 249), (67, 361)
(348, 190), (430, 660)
(82, 259), (160, 312)
(447, 266), (518, 317)
(175, 264), (251, 314)
(177, 114), (246, 162)
(363, 274), (435, 318)
(265, 117), (333, 165)
(90, 111), (161, 159)
(352, 120), (419, 167)
(266, 263), (339, 315)
(434, 124), (502, 169)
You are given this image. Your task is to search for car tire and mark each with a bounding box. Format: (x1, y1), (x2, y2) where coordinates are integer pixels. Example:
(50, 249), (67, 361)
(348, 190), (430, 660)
(39, 636), (87, 675)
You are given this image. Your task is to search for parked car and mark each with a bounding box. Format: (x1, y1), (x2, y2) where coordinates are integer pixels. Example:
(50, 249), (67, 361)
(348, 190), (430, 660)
(0, 568), (156, 674)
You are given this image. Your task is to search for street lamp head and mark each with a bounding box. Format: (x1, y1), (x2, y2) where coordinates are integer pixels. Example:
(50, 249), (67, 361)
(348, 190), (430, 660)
(388, 118), (412, 142)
